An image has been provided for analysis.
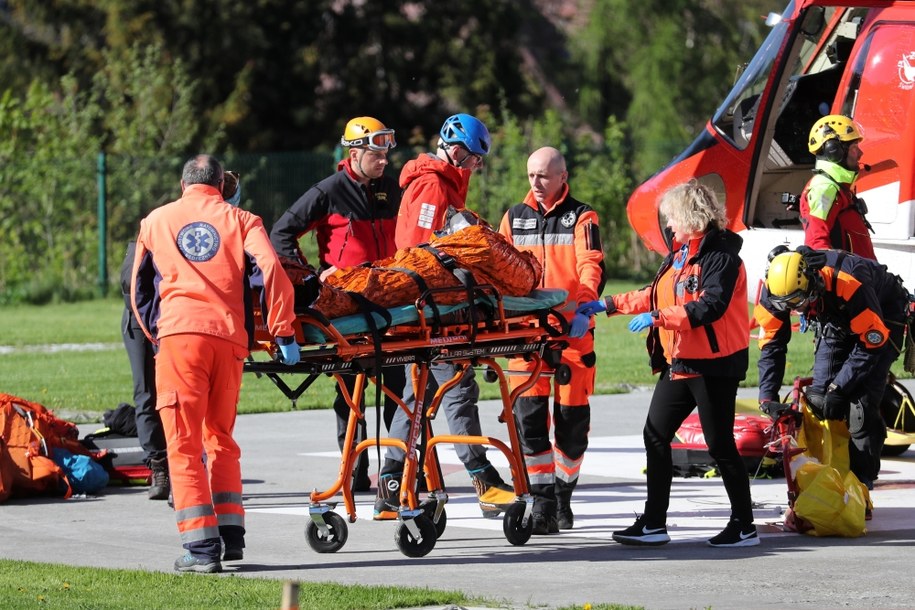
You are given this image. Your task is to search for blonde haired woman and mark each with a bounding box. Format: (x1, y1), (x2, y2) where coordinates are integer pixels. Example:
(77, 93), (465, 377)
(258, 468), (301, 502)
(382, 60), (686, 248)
(578, 180), (757, 547)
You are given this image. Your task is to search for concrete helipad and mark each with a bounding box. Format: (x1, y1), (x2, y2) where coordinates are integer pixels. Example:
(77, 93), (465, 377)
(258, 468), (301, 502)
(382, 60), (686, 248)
(2, 385), (914, 610)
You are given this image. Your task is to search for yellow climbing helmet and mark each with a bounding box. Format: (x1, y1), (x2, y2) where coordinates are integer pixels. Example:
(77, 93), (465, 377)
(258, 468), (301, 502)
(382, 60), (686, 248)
(766, 251), (813, 311)
(341, 116), (396, 151)
(808, 114), (864, 155)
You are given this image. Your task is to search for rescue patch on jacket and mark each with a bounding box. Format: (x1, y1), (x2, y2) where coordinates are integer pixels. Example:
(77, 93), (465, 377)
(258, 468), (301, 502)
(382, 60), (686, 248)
(418, 202), (436, 229)
(512, 218), (538, 230)
(560, 211), (576, 228)
(677, 274), (700, 295)
(177, 222), (220, 262)
(865, 330), (885, 345)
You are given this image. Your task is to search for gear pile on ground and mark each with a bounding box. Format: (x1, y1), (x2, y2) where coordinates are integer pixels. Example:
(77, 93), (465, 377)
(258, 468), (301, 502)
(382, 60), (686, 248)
(309, 224), (543, 319)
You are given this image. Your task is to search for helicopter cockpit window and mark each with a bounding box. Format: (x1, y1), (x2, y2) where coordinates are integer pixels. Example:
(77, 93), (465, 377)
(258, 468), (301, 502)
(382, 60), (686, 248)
(712, 9), (791, 151)
(770, 8), (865, 165)
(713, 4), (866, 163)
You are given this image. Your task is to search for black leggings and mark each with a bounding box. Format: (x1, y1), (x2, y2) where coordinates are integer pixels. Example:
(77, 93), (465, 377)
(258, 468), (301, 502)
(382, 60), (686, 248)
(642, 372), (754, 525)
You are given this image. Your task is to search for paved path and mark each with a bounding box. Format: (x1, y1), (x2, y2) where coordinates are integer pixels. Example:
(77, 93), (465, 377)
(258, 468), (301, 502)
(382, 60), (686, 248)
(2, 384), (915, 609)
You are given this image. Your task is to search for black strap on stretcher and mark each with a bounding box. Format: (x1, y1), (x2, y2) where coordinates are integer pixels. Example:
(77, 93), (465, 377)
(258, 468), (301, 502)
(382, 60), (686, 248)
(387, 265), (441, 325)
(345, 291), (393, 481)
(246, 305), (336, 409)
(419, 244), (486, 341)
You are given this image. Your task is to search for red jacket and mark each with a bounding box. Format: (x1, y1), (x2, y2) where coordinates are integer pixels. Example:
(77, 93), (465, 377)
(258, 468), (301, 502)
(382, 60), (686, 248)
(395, 153), (473, 249)
(270, 159), (400, 270)
(131, 184), (296, 350)
(799, 161), (876, 260)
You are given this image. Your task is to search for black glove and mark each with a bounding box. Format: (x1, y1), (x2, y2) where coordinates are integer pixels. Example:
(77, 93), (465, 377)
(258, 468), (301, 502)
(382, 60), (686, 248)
(759, 400), (793, 420)
(823, 388), (850, 421)
(804, 387), (827, 420)
(805, 386), (849, 421)
(795, 245), (827, 271)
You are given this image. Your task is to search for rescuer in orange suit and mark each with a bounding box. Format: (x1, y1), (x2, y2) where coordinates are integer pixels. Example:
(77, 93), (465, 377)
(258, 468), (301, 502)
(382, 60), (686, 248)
(498, 146), (605, 534)
(131, 154), (300, 574)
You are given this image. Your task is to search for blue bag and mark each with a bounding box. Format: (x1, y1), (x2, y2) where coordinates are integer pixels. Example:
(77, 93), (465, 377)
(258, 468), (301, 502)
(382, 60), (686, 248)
(51, 448), (109, 494)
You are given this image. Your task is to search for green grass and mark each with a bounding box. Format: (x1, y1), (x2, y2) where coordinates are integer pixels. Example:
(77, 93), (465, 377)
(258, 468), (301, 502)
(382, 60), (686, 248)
(0, 283), (848, 418)
(0, 559), (483, 610)
(0, 558), (643, 609)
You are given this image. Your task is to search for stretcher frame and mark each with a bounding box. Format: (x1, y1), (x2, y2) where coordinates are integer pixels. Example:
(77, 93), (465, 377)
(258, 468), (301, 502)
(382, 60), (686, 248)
(244, 284), (568, 557)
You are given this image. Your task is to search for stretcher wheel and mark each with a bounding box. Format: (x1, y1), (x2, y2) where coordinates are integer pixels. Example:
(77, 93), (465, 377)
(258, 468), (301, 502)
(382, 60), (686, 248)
(420, 499), (448, 538)
(305, 511), (348, 553)
(554, 363), (572, 385)
(502, 502), (533, 546)
(482, 367), (499, 383)
(394, 515), (437, 557)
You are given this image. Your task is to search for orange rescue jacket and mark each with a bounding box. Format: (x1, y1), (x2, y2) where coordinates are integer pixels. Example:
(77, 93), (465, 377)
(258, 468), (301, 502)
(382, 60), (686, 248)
(131, 184), (296, 350)
(498, 184), (605, 316)
(613, 228), (749, 379)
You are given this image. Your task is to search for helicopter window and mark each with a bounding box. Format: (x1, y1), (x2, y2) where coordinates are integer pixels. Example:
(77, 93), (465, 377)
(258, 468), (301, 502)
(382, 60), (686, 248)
(839, 20), (871, 117)
(770, 9), (870, 166)
(712, 13), (790, 150)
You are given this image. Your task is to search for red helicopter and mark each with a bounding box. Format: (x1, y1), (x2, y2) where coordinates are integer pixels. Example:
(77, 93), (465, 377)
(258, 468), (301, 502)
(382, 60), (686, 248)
(627, 0), (915, 296)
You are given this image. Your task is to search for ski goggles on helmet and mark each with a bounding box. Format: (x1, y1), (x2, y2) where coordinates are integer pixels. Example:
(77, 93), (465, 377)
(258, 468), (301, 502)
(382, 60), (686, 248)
(768, 289), (813, 313)
(341, 129), (397, 151)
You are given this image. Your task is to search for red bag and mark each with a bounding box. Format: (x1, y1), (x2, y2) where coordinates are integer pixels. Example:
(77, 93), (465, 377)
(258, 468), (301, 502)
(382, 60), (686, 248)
(671, 413), (778, 478)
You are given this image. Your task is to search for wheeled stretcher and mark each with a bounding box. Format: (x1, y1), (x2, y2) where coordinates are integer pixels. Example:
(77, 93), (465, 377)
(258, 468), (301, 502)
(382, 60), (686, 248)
(244, 285), (569, 557)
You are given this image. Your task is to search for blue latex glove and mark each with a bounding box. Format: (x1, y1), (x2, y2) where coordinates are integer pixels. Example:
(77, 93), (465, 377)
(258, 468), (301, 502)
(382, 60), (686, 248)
(278, 340), (300, 366)
(628, 312), (655, 333)
(576, 299), (607, 317)
(568, 313), (591, 338)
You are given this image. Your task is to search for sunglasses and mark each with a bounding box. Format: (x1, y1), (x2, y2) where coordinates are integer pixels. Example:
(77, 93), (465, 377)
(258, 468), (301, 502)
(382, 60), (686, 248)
(343, 129), (397, 152)
(458, 146), (484, 168)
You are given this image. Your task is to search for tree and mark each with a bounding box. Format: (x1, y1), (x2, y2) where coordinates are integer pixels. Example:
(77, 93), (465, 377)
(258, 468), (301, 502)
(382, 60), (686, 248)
(572, 0), (780, 178)
(0, 39), (211, 303)
(0, 79), (101, 302)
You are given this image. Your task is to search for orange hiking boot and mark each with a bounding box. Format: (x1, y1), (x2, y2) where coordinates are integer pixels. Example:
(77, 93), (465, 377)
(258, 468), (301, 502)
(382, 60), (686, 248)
(469, 466), (516, 518)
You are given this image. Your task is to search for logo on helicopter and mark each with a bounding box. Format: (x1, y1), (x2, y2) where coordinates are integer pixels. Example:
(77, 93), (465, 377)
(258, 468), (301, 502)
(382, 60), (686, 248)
(897, 52), (915, 90)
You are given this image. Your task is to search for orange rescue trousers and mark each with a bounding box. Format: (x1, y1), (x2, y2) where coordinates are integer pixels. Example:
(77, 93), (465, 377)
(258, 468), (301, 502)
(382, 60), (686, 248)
(156, 334), (247, 556)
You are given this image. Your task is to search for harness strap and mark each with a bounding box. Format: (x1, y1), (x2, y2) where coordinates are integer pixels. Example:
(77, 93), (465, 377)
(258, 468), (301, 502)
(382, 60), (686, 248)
(344, 291), (393, 480)
(420, 244), (481, 342)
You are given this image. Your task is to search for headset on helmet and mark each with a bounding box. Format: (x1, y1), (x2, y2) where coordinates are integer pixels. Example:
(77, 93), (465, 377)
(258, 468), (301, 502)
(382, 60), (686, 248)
(808, 114), (863, 161)
(341, 116), (396, 151)
(439, 113), (492, 156)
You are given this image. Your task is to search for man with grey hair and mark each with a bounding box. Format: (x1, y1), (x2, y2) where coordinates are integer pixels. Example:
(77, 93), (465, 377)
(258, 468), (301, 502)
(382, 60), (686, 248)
(131, 154), (300, 573)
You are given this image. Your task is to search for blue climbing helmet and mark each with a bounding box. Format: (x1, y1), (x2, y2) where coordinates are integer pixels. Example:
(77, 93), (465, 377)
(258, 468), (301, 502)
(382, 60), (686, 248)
(439, 113), (492, 156)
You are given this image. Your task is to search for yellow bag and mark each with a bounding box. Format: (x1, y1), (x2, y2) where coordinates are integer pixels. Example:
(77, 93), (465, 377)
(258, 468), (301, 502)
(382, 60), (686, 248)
(792, 461), (868, 537)
(796, 404), (850, 472)
(788, 399), (869, 537)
